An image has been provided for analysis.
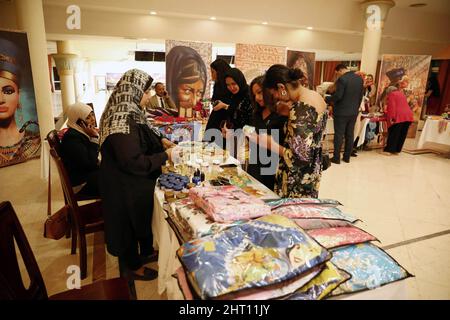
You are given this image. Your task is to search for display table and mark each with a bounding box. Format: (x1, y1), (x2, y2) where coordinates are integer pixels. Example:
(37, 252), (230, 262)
(151, 120), (204, 142)
(151, 163), (408, 300)
(152, 162), (279, 299)
(417, 117), (450, 151)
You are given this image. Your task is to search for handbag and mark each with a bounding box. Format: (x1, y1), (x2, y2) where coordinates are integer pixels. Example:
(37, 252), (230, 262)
(44, 150), (69, 240)
(321, 135), (331, 171)
(322, 154), (331, 171)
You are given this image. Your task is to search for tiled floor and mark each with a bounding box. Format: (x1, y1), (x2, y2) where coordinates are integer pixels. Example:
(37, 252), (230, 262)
(0, 141), (449, 299)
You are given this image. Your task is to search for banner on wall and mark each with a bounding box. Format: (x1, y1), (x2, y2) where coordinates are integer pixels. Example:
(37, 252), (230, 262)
(165, 40), (212, 118)
(234, 44), (286, 83)
(286, 50), (316, 90)
(376, 54), (431, 122)
(0, 30), (41, 168)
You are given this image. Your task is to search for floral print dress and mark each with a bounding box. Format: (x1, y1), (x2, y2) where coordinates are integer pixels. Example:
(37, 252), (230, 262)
(275, 101), (328, 198)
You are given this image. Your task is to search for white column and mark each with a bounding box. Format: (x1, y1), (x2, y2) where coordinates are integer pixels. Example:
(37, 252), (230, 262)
(15, 0), (54, 143)
(360, 0), (395, 76)
(52, 41), (78, 115)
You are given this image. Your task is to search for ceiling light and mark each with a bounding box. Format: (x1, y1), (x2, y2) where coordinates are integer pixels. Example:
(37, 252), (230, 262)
(262, 21), (268, 25)
(150, 11), (157, 15)
(307, 26), (313, 30)
(210, 16), (216, 20)
(409, 3), (427, 7)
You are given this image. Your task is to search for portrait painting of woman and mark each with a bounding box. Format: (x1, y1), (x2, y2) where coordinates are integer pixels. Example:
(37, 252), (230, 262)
(0, 31), (40, 168)
(165, 46), (208, 118)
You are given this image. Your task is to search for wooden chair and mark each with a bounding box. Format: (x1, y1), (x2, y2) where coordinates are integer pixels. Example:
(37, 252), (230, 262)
(0, 201), (131, 300)
(49, 148), (104, 280)
(46, 130), (100, 240)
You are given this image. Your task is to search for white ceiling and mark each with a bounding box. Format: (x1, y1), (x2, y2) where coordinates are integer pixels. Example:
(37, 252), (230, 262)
(393, 0), (450, 15)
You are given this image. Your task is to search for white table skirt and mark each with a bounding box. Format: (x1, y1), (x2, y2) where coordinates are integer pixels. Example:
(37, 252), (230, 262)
(325, 116), (370, 147)
(417, 118), (450, 150)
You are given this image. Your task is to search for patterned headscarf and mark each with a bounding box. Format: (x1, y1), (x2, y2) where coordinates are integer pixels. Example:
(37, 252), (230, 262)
(99, 69), (153, 147)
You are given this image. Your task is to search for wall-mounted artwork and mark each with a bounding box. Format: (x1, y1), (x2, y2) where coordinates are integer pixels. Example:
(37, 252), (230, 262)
(0, 30), (41, 168)
(106, 73), (123, 91)
(165, 40), (212, 118)
(287, 50), (316, 90)
(376, 54), (431, 122)
(234, 44), (286, 82)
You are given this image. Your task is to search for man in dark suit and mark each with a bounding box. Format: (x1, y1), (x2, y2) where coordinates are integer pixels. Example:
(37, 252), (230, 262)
(326, 64), (364, 164)
(145, 82), (178, 116)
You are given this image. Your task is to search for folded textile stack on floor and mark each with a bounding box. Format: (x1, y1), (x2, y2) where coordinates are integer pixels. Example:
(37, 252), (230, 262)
(189, 185), (272, 223)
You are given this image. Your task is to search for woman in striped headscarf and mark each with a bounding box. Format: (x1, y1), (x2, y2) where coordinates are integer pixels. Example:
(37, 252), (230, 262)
(99, 69), (175, 281)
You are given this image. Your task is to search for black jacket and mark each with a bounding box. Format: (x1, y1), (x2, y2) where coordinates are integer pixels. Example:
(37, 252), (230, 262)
(99, 119), (168, 257)
(247, 112), (287, 190)
(60, 128), (99, 186)
(326, 71), (364, 116)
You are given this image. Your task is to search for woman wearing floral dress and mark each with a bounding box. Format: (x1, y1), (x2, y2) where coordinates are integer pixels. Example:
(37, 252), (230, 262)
(261, 64), (328, 198)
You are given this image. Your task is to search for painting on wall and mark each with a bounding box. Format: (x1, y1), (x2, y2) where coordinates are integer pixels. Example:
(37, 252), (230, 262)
(106, 73), (123, 91)
(165, 40), (212, 118)
(376, 54), (431, 122)
(287, 50), (316, 90)
(234, 43), (286, 82)
(0, 29), (41, 168)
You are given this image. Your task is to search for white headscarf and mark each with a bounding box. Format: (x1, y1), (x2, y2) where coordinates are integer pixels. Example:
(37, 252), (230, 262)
(67, 102), (95, 140)
(99, 69), (155, 147)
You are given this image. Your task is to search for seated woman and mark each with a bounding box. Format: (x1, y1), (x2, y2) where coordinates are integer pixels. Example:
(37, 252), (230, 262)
(60, 102), (100, 197)
(262, 64), (328, 198)
(246, 75), (287, 190)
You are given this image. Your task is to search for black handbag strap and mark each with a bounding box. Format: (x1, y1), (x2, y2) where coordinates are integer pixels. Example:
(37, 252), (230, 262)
(47, 150), (51, 218)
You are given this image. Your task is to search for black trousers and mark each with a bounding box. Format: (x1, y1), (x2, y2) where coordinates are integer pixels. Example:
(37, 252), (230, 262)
(333, 115), (358, 160)
(78, 171), (100, 197)
(384, 122), (411, 153)
(118, 234), (154, 272)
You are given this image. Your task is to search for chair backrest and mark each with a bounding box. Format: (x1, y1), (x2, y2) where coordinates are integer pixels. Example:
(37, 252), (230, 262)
(49, 148), (84, 231)
(0, 201), (48, 300)
(46, 130), (62, 157)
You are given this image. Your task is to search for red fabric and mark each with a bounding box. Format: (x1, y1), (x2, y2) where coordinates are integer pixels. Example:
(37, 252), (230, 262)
(314, 61), (322, 88)
(437, 60), (450, 115)
(386, 90), (414, 127)
(323, 61), (341, 82)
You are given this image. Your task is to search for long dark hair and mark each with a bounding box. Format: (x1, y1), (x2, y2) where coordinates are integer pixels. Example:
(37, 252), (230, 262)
(249, 75), (265, 116)
(210, 58), (231, 101)
(263, 64), (303, 110)
(165, 46), (207, 108)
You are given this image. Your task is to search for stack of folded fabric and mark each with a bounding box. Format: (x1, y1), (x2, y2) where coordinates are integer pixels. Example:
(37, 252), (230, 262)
(265, 198), (412, 298)
(328, 243), (412, 297)
(176, 215), (331, 300)
(168, 197), (246, 242)
(268, 198), (358, 223)
(189, 185), (271, 223)
(173, 197), (413, 300)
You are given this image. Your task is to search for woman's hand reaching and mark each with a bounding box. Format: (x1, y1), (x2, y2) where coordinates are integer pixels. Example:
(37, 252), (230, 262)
(161, 138), (176, 150)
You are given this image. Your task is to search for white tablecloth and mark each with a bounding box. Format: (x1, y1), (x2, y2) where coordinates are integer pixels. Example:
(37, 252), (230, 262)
(417, 118), (450, 149)
(325, 116), (371, 148)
